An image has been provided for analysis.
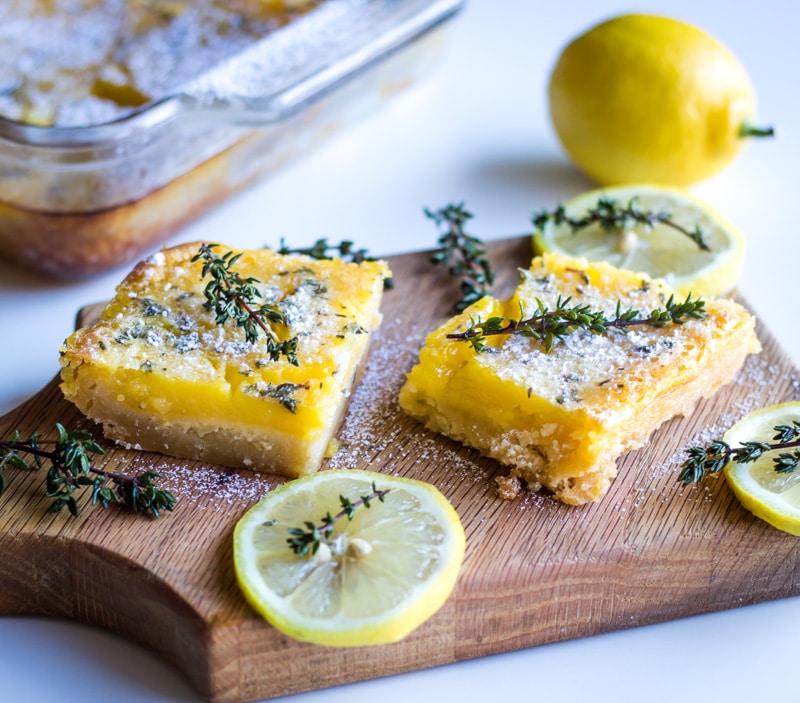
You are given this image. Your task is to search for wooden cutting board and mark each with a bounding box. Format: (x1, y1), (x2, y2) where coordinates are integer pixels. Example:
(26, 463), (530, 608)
(2, 237), (800, 702)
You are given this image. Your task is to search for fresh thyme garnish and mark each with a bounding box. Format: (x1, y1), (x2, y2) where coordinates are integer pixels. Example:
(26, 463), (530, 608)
(425, 203), (495, 312)
(244, 381), (309, 414)
(0, 424), (176, 517)
(192, 243), (298, 364)
(276, 238), (394, 289)
(532, 196), (711, 252)
(677, 421), (800, 485)
(447, 293), (707, 353)
(278, 238), (373, 264)
(281, 482), (390, 557)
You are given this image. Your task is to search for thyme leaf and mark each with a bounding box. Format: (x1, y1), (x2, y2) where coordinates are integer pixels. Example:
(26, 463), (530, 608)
(425, 203), (495, 312)
(447, 293), (706, 353)
(192, 243), (298, 364)
(678, 420), (800, 485)
(0, 424), (176, 517)
(532, 196), (711, 252)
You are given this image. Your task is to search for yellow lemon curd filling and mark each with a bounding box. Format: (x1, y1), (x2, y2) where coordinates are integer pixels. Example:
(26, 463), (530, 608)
(60, 242), (389, 476)
(399, 253), (760, 505)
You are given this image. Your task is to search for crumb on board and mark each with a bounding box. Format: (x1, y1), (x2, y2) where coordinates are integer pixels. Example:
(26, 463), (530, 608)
(495, 475), (521, 501)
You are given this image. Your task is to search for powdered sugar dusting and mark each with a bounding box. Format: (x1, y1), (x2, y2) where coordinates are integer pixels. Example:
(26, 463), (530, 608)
(113, 454), (275, 516)
(159, 463), (274, 513)
(658, 353), (799, 480)
(327, 317), (422, 467)
(327, 317), (494, 491)
(604, 350), (800, 520)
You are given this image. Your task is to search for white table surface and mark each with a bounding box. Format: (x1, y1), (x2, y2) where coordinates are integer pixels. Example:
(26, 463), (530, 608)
(2, 1), (799, 701)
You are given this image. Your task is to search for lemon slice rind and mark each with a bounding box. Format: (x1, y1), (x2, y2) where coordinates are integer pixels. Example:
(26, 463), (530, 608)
(234, 469), (466, 647)
(533, 184), (745, 299)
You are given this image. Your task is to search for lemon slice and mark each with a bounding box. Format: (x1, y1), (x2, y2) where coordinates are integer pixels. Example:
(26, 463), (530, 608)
(532, 185), (745, 298)
(724, 402), (800, 535)
(233, 469), (466, 646)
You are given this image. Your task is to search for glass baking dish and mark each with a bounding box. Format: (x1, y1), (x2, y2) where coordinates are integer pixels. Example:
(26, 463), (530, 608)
(0, 0), (464, 278)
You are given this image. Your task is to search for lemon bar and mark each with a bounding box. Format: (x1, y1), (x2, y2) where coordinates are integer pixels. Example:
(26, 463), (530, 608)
(60, 241), (390, 477)
(399, 253), (760, 505)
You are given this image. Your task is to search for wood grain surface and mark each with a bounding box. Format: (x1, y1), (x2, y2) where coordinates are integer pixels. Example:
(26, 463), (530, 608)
(2, 237), (800, 702)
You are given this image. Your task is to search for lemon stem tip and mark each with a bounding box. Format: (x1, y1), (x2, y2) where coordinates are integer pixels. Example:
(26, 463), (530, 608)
(739, 123), (775, 139)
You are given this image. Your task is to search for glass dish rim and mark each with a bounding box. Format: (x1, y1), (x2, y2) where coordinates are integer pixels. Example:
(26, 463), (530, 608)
(0, 0), (465, 154)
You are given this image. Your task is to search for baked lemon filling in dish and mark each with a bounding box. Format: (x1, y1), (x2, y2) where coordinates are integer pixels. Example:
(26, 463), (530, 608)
(59, 241), (389, 477)
(399, 253), (761, 505)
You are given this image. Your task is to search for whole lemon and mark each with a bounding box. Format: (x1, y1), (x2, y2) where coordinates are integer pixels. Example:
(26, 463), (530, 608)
(548, 14), (773, 186)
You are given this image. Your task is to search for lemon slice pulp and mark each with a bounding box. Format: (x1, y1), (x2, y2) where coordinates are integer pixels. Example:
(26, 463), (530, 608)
(724, 402), (800, 536)
(533, 184), (745, 298)
(233, 469), (466, 646)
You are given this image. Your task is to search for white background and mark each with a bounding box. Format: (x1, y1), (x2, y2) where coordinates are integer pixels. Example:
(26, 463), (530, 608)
(2, 1), (799, 701)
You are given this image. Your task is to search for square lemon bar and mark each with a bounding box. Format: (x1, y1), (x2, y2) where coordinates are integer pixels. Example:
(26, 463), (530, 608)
(60, 241), (390, 476)
(399, 253), (760, 504)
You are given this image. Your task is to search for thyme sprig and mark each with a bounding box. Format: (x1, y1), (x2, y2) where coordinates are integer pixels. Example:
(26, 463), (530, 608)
(192, 243), (298, 364)
(282, 482), (390, 557)
(532, 196), (711, 252)
(277, 238), (374, 264)
(678, 421), (800, 485)
(276, 237), (394, 289)
(425, 203), (495, 311)
(447, 293), (706, 353)
(0, 424), (176, 517)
